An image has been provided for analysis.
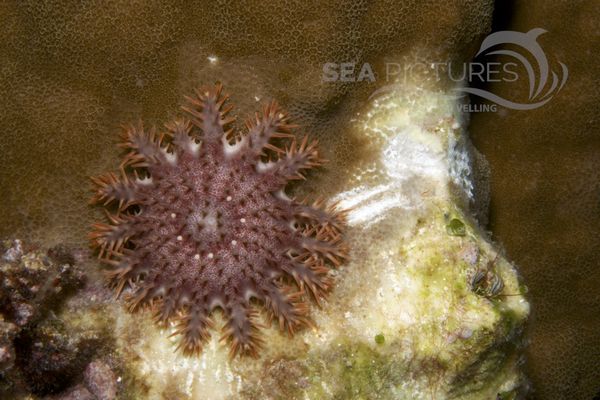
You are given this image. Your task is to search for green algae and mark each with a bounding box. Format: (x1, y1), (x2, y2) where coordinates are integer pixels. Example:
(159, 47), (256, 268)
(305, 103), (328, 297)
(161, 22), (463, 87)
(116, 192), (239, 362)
(446, 218), (466, 236)
(305, 341), (405, 400)
(249, 210), (529, 399)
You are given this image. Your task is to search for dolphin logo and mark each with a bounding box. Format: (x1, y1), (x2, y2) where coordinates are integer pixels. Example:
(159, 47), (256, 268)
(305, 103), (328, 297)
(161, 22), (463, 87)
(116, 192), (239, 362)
(454, 28), (568, 110)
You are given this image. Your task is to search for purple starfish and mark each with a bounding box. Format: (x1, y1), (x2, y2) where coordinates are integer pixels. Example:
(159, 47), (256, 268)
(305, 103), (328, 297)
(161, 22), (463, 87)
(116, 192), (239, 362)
(90, 84), (348, 357)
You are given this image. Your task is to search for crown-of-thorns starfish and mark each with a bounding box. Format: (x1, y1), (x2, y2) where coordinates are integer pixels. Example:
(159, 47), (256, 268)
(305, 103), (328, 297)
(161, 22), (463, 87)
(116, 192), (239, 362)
(90, 83), (348, 358)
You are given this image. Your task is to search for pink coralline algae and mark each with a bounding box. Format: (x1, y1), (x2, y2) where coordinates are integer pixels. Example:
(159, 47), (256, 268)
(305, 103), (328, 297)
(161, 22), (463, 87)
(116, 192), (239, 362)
(90, 84), (348, 357)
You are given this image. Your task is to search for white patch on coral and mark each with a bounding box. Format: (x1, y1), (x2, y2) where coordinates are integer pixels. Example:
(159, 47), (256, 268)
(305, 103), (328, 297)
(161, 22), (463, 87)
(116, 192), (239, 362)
(448, 134), (474, 199)
(334, 87), (468, 227)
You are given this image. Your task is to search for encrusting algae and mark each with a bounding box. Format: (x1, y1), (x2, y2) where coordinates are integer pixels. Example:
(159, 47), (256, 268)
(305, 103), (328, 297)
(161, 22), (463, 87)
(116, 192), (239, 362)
(90, 83), (348, 358)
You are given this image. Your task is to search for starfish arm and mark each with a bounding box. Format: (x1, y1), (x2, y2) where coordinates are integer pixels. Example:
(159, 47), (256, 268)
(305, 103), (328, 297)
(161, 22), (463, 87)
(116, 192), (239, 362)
(89, 212), (139, 258)
(300, 227), (348, 267)
(243, 101), (296, 161)
(119, 123), (167, 168)
(273, 135), (323, 180)
(91, 170), (142, 210)
(173, 304), (213, 355)
(165, 119), (200, 156)
(221, 302), (264, 358)
(293, 199), (347, 232)
(262, 284), (311, 335)
(181, 83), (235, 143)
(152, 291), (179, 324)
(282, 257), (332, 304)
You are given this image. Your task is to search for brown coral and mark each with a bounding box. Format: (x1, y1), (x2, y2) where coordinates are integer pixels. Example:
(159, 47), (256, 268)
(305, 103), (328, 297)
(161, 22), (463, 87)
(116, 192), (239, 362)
(90, 84), (347, 357)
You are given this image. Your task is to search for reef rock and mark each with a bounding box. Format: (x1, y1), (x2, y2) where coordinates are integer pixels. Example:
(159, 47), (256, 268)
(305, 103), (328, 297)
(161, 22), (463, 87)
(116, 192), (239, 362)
(0, 240), (112, 399)
(104, 84), (530, 399)
(83, 360), (117, 400)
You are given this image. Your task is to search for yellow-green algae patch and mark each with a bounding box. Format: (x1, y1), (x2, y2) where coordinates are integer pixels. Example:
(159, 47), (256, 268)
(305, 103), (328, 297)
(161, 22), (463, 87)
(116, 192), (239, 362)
(90, 84), (529, 399)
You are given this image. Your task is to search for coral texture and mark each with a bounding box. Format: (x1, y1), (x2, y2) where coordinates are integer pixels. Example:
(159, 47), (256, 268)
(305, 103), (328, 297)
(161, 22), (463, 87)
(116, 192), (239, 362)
(90, 84), (347, 357)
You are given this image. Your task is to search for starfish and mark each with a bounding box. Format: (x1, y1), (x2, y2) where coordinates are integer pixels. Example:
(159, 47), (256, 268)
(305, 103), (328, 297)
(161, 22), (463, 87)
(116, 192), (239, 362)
(90, 83), (348, 357)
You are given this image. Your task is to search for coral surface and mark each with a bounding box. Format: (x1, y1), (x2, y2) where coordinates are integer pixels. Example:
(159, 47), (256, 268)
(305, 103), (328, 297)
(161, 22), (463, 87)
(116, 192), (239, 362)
(91, 84), (347, 357)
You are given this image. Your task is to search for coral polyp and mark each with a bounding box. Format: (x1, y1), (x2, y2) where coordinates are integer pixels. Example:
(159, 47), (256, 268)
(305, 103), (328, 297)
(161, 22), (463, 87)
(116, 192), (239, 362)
(90, 84), (347, 357)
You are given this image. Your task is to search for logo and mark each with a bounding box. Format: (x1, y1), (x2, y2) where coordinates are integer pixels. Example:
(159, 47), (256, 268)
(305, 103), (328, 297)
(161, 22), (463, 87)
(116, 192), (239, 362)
(322, 28), (568, 111)
(453, 28), (568, 110)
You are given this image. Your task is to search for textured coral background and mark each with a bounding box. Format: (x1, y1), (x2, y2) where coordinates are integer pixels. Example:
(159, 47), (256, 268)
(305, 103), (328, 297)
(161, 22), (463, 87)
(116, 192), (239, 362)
(0, 0), (597, 398)
(469, 1), (600, 399)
